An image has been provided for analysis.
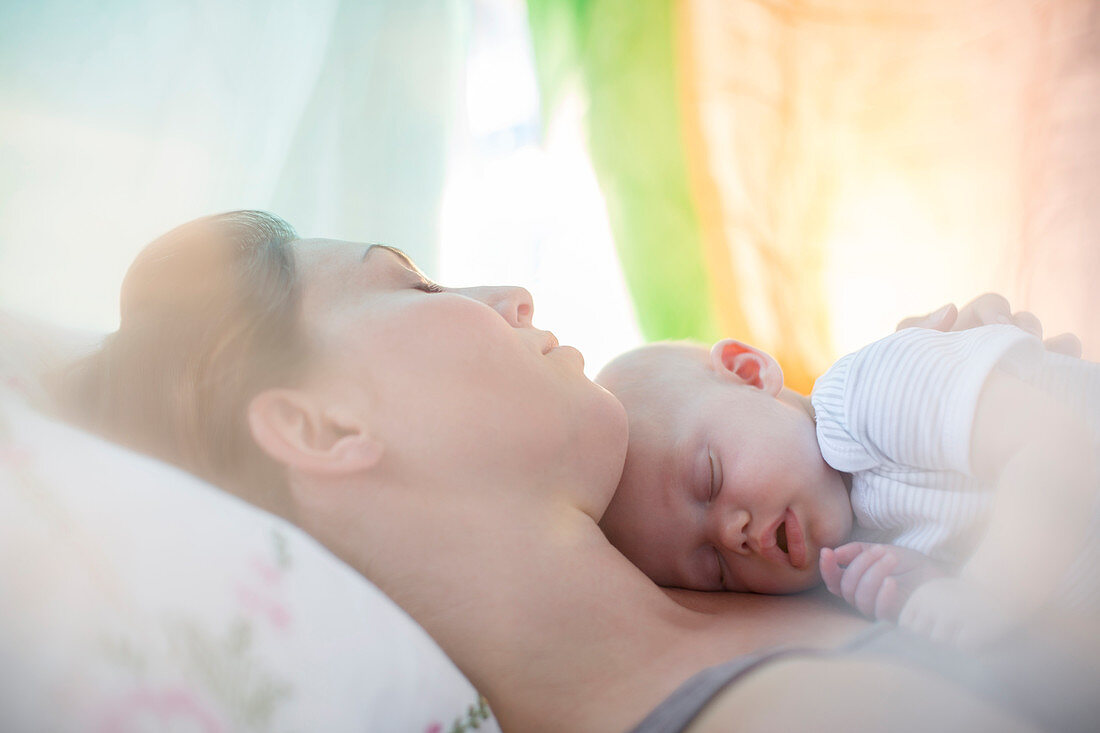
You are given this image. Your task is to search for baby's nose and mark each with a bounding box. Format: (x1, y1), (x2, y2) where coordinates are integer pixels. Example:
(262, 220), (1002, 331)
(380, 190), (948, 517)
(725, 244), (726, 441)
(715, 508), (752, 555)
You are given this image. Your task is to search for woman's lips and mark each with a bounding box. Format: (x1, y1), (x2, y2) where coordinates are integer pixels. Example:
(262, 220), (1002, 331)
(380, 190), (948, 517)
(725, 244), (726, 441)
(541, 332), (560, 354)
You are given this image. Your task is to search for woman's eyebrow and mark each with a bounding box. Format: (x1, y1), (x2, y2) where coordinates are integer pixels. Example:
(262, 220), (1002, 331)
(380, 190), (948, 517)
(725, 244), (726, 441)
(361, 243), (419, 269)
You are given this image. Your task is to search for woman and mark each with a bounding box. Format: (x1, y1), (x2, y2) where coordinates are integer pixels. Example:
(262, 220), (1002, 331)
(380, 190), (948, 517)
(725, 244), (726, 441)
(66, 211), (1094, 732)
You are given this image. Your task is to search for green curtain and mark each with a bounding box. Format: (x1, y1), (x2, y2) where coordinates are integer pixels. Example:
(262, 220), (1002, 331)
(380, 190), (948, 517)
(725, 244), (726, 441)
(526, 0), (718, 344)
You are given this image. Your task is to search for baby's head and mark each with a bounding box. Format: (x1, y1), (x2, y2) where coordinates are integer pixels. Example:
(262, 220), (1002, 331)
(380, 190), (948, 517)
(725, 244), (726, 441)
(597, 339), (852, 594)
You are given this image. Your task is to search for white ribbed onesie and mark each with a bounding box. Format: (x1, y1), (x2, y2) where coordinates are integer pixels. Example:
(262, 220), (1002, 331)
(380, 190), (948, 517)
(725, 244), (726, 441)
(810, 325), (1100, 607)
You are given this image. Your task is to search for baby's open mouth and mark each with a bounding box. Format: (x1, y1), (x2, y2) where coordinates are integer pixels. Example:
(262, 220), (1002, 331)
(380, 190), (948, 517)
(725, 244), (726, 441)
(776, 522), (788, 554)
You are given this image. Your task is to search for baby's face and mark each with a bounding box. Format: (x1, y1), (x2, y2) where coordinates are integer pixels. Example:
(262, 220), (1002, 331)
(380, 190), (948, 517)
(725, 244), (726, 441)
(598, 343), (852, 594)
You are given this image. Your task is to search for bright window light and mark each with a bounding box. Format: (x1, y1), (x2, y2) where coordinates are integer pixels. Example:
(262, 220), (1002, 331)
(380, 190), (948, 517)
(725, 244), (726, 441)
(439, 0), (642, 377)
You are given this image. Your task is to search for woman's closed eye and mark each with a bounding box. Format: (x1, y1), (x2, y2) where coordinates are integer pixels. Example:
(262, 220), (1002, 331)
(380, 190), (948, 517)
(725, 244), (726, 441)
(414, 280), (445, 294)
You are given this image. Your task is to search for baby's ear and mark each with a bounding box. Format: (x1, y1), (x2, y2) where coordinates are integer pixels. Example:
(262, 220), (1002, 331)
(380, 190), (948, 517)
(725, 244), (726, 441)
(709, 339), (784, 396)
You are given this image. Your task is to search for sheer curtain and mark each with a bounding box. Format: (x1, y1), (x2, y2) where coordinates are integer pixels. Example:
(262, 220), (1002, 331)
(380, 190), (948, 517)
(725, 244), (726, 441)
(681, 0), (1100, 370)
(527, 0), (1100, 391)
(0, 0), (639, 375)
(0, 0), (460, 327)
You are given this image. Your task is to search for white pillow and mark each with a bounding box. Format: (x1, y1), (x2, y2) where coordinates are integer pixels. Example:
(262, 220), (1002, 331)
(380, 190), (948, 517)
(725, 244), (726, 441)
(0, 389), (499, 733)
(0, 307), (102, 412)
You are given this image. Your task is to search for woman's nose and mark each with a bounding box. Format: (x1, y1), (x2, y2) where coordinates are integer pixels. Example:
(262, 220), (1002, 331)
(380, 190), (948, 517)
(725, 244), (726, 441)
(459, 285), (534, 327)
(713, 507), (751, 555)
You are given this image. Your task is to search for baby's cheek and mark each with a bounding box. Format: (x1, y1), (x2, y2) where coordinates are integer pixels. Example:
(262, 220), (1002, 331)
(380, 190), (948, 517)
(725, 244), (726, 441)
(595, 497), (640, 553)
(773, 567), (824, 594)
(821, 492), (855, 548)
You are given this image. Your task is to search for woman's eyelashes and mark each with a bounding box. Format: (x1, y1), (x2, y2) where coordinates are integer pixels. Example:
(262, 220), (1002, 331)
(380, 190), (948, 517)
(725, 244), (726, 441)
(414, 280), (445, 293)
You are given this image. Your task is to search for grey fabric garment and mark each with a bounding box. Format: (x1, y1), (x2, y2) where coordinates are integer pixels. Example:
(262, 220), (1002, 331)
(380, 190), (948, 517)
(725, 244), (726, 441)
(630, 621), (1100, 733)
(628, 646), (826, 733)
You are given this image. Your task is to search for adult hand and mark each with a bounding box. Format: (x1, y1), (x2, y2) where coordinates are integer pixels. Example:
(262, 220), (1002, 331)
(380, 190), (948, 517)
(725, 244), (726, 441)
(896, 293), (1082, 357)
(899, 576), (1025, 649)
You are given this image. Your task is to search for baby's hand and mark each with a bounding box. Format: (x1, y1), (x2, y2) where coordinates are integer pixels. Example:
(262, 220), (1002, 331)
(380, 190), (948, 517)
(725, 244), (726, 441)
(898, 577), (1027, 648)
(820, 543), (949, 622)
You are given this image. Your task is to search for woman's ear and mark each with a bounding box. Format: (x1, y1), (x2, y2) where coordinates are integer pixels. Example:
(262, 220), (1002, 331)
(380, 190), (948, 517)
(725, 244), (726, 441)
(248, 389), (383, 476)
(709, 339), (784, 396)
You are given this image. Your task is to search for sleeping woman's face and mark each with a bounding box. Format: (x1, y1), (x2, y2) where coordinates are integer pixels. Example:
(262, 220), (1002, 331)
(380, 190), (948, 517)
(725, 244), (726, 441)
(290, 239), (628, 501)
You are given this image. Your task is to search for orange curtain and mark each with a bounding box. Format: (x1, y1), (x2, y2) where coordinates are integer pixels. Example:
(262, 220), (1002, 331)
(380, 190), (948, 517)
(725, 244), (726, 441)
(530, 1), (1100, 392)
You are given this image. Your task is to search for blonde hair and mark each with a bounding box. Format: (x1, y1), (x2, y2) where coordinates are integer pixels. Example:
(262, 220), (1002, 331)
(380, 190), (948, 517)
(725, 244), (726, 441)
(61, 211), (306, 514)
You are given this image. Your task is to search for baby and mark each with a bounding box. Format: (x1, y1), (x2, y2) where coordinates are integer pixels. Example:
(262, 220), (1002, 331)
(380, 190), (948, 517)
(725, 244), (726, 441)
(597, 305), (1099, 644)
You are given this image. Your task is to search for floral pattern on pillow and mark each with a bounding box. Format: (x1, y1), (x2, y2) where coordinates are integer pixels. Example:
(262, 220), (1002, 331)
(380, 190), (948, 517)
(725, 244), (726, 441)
(0, 390), (499, 733)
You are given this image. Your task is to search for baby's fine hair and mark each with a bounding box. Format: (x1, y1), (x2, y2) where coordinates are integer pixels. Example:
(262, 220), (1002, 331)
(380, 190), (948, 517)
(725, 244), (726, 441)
(596, 340), (710, 397)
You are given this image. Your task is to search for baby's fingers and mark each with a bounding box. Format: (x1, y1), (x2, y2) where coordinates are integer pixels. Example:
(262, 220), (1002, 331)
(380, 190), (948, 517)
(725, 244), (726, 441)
(820, 548), (843, 596)
(852, 552), (899, 618)
(840, 545), (887, 604)
(874, 576), (904, 623)
(831, 542), (872, 565)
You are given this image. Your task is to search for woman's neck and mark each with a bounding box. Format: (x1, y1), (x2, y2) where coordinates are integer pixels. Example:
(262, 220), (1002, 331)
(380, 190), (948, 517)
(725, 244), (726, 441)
(297, 472), (693, 731)
(298, 472), (867, 732)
